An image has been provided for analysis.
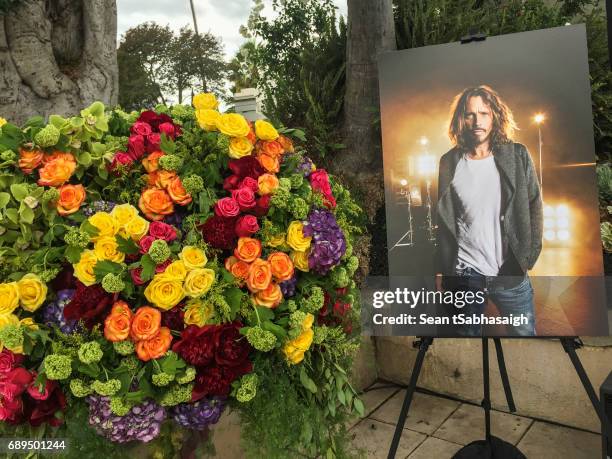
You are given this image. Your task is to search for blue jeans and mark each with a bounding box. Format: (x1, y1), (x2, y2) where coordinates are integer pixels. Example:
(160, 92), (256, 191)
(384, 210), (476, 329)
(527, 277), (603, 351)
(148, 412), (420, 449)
(444, 266), (536, 337)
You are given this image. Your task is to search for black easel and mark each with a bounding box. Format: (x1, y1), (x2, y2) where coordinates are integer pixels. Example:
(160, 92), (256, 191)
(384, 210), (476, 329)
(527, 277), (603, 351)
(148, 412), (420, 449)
(386, 337), (612, 459)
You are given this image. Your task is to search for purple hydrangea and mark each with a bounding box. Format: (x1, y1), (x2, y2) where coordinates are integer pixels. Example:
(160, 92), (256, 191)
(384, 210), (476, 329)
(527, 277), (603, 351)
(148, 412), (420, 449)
(303, 209), (346, 275)
(83, 201), (116, 217)
(280, 276), (298, 297)
(297, 156), (315, 178)
(41, 289), (78, 333)
(87, 396), (166, 443)
(170, 397), (226, 430)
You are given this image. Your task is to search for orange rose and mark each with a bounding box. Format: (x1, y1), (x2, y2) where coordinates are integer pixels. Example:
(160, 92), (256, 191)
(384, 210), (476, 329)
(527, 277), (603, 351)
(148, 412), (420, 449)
(56, 184), (86, 216)
(247, 123), (257, 145)
(135, 326), (172, 361)
(258, 140), (284, 158)
(257, 153), (280, 173)
(234, 237), (262, 263)
(155, 170), (177, 189)
(142, 151), (165, 173)
(37, 152), (76, 187)
(225, 255), (250, 282)
(253, 282), (283, 308)
(18, 148), (44, 174)
(139, 188), (174, 221)
(268, 252), (294, 282)
(225, 255), (239, 271)
(246, 258), (272, 292)
(104, 301), (134, 342)
(257, 173), (279, 195)
(277, 135), (294, 153)
(130, 306), (161, 341)
(167, 176), (192, 206)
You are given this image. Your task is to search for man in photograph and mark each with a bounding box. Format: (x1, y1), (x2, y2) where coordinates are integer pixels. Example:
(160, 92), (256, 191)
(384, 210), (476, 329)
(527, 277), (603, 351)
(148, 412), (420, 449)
(434, 85), (543, 336)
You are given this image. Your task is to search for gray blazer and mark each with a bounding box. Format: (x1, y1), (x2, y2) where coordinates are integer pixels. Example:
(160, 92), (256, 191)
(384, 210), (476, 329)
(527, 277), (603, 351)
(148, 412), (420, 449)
(434, 142), (543, 276)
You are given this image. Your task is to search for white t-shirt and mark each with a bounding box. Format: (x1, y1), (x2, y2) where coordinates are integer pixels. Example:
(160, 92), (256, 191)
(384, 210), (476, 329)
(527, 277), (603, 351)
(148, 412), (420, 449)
(451, 154), (505, 276)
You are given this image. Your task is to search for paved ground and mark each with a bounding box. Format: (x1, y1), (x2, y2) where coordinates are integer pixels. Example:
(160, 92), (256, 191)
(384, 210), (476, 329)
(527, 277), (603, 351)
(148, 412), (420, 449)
(349, 382), (602, 459)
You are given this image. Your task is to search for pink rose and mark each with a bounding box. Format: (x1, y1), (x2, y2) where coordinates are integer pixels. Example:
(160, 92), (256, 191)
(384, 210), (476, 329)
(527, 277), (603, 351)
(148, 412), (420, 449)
(27, 375), (55, 401)
(235, 215), (259, 237)
(110, 152), (134, 173)
(309, 169), (336, 208)
(240, 177), (258, 193)
(0, 350), (22, 374)
(146, 133), (161, 153)
(155, 259), (172, 274)
(139, 235), (156, 254)
(214, 197), (240, 218)
(128, 134), (146, 160)
(231, 187), (256, 211)
(158, 122), (176, 139)
(131, 121), (152, 137)
(130, 268), (145, 286)
(149, 221), (177, 242)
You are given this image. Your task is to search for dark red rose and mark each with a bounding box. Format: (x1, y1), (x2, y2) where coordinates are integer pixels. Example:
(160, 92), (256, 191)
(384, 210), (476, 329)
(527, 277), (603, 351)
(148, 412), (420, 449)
(250, 195), (271, 217)
(51, 264), (75, 291)
(231, 187), (256, 211)
(162, 305), (185, 331)
(127, 134), (146, 160)
(0, 350), (23, 374)
(214, 322), (252, 368)
(139, 235), (156, 254)
(214, 197), (240, 218)
(158, 122), (176, 139)
(131, 121), (152, 137)
(130, 267), (145, 286)
(172, 325), (217, 367)
(235, 214), (259, 238)
(240, 177), (258, 193)
(63, 282), (115, 329)
(137, 111), (173, 131)
(191, 361), (252, 401)
(24, 385), (66, 427)
(228, 156), (264, 181)
(198, 215), (237, 250)
(110, 152), (134, 173)
(149, 221), (177, 242)
(223, 175), (241, 192)
(146, 133), (162, 153)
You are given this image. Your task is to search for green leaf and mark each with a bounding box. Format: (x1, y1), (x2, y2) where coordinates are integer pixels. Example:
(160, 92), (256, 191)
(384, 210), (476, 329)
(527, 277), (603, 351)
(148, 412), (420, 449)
(337, 387), (346, 406)
(77, 362), (100, 378)
(80, 219), (100, 238)
(78, 151), (92, 166)
(88, 101), (105, 117)
(0, 192), (10, 209)
(116, 235), (139, 255)
(65, 245), (84, 264)
(140, 254), (156, 281)
(19, 203), (34, 224)
(10, 183), (28, 201)
(353, 398), (365, 417)
(5, 208), (18, 224)
(225, 287), (243, 317)
(300, 366), (318, 394)
(261, 320), (287, 340)
(49, 115), (67, 129)
(198, 191), (212, 214)
(255, 306), (275, 322)
(160, 133), (176, 154)
(93, 260), (123, 282)
(328, 398), (336, 417)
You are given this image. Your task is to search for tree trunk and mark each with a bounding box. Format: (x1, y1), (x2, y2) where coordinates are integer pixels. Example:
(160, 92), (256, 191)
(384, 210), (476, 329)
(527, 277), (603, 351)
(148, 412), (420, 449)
(0, 0), (118, 124)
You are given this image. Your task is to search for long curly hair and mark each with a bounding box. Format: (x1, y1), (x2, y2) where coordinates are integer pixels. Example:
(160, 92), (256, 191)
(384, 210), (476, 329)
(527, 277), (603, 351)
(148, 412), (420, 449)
(448, 85), (518, 148)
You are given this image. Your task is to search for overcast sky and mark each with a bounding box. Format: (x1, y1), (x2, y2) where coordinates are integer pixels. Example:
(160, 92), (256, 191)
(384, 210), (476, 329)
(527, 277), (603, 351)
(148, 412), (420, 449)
(116, 0), (348, 59)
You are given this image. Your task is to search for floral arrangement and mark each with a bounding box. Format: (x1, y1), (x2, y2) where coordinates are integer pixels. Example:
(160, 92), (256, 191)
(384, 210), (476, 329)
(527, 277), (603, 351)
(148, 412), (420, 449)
(0, 94), (364, 457)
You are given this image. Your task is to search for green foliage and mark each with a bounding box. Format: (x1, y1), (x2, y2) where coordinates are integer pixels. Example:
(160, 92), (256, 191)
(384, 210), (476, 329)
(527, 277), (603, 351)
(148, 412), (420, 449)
(0, 0), (19, 14)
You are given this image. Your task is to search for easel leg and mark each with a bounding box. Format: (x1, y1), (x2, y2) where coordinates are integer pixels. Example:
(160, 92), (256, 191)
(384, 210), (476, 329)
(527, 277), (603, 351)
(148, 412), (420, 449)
(482, 338), (492, 445)
(387, 337), (433, 459)
(493, 338), (516, 412)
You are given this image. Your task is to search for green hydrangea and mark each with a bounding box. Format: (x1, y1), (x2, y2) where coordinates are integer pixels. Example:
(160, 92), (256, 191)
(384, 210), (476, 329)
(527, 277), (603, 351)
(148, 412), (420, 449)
(160, 383), (194, 407)
(44, 354), (72, 380)
(91, 379), (121, 396)
(110, 397), (133, 416)
(78, 341), (103, 364)
(154, 104), (170, 114)
(342, 242), (353, 260)
(313, 326), (329, 345)
(289, 174), (304, 189)
(288, 311), (307, 331)
(217, 135), (230, 152)
(300, 286), (325, 313)
(102, 273), (125, 293)
(290, 197), (309, 220)
(38, 268), (60, 283)
(245, 326), (277, 352)
(236, 373), (258, 403)
(120, 354), (140, 373)
(113, 340), (134, 356)
(331, 267), (349, 288)
(152, 372), (175, 387)
(158, 154), (183, 171)
(1, 150), (16, 161)
(279, 178), (291, 192)
(182, 175), (204, 195)
(286, 299), (297, 312)
(346, 256), (359, 275)
(270, 187), (291, 210)
(148, 239), (171, 264)
(69, 378), (92, 398)
(0, 325), (23, 351)
(42, 187), (60, 203)
(176, 367), (196, 384)
(34, 125), (61, 147)
(171, 104), (194, 120)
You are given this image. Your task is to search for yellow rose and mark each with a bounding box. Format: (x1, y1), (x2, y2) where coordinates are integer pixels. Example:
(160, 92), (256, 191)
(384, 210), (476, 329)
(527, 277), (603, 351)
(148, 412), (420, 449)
(94, 236), (126, 263)
(17, 274), (47, 312)
(179, 246), (208, 270)
(196, 109), (220, 131)
(164, 260), (187, 281)
(111, 204), (138, 228)
(89, 211), (119, 242)
(302, 313), (314, 330)
(183, 268), (215, 298)
(20, 317), (38, 330)
(290, 250), (310, 272)
(125, 216), (150, 241)
(255, 120), (279, 141)
(228, 136), (254, 159)
(286, 221), (311, 252)
(193, 93), (219, 110)
(74, 250), (98, 286)
(283, 328), (314, 364)
(0, 117), (7, 128)
(0, 283), (20, 315)
(144, 274), (185, 311)
(216, 113), (250, 137)
(267, 233), (286, 248)
(183, 299), (214, 327)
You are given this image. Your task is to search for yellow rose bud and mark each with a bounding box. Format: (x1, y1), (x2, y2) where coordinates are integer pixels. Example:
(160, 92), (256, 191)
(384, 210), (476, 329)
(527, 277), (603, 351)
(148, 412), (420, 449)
(0, 117), (7, 128)
(183, 299), (214, 327)
(93, 236), (126, 263)
(216, 113), (250, 137)
(290, 250), (310, 272)
(144, 274), (185, 311)
(164, 260), (188, 281)
(228, 136), (254, 159)
(196, 109), (220, 131)
(183, 268), (215, 298)
(111, 204), (138, 228)
(179, 246), (208, 270)
(302, 313), (314, 330)
(89, 211), (119, 242)
(193, 93), (219, 110)
(0, 283), (20, 315)
(74, 250), (98, 286)
(125, 215), (150, 241)
(20, 317), (38, 330)
(17, 274), (47, 312)
(254, 120), (279, 141)
(286, 221), (311, 252)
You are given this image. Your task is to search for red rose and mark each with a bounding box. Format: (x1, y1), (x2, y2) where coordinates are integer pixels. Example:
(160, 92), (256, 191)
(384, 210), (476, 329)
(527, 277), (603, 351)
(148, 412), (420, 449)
(0, 391), (22, 424)
(223, 175), (241, 192)
(214, 197), (240, 218)
(240, 177), (258, 193)
(1, 368), (32, 397)
(333, 300), (351, 317)
(27, 375), (55, 401)
(149, 221), (177, 242)
(155, 259), (172, 274)
(128, 134), (146, 160)
(130, 267), (145, 286)
(110, 152), (134, 173)
(24, 385), (66, 427)
(158, 122), (176, 139)
(0, 350), (23, 373)
(131, 121), (152, 137)
(251, 195), (271, 217)
(228, 156), (264, 181)
(137, 111), (172, 131)
(235, 215), (259, 237)
(139, 235), (156, 254)
(146, 133), (162, 153)
(214, 322), (252, 368)
(63, 282), (115, 329)
(198, 215), (237, 249)
(172, 325), (217, 367)
(231, 187), (256, 211)
(310, 169), (336, 208)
